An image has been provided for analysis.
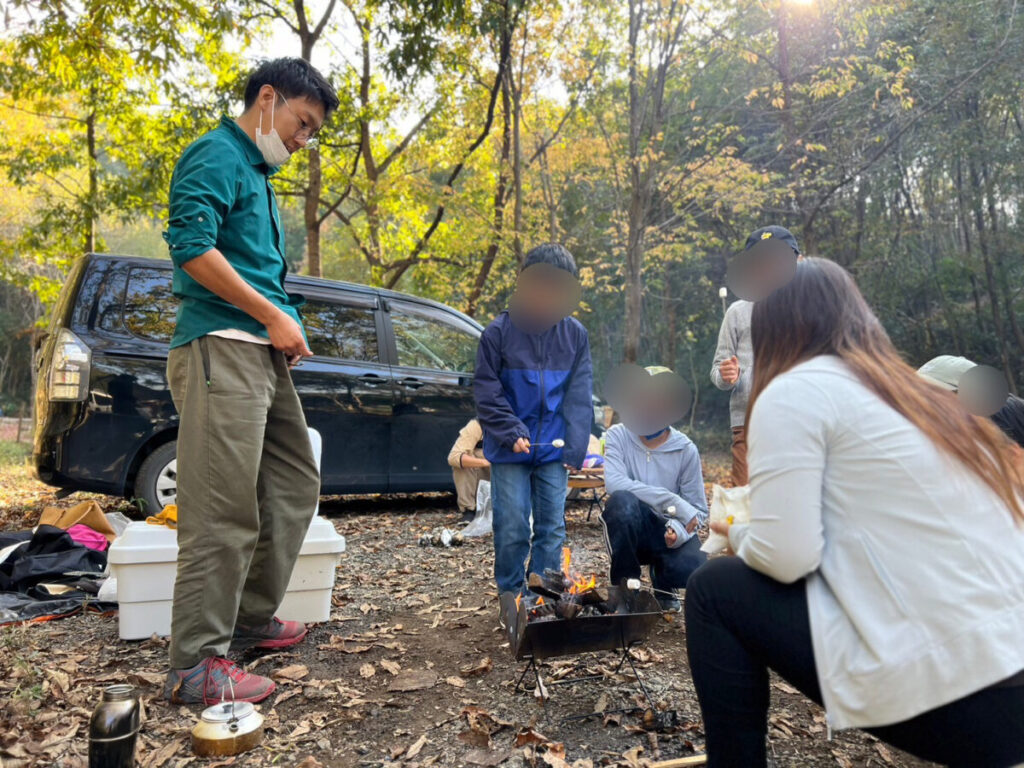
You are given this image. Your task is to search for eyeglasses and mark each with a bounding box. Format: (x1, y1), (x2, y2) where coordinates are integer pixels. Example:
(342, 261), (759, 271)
(276, 90), (321, 147)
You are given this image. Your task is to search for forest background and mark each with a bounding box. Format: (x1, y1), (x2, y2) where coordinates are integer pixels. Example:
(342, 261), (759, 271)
(2, 0), (1022, 445)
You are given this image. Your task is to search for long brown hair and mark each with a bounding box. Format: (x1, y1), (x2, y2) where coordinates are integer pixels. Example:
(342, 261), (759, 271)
(746, 257), (1024, 524)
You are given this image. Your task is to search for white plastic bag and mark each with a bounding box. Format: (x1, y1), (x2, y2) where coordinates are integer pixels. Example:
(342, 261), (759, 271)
(104, 511), (133, 537)
(97, 576), (118, 603)
(700, 483), (751, 554)
(462, 480), (493, 537)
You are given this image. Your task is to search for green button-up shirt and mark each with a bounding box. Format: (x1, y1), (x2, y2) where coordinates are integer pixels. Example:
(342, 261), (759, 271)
(163, 116), (304, 349)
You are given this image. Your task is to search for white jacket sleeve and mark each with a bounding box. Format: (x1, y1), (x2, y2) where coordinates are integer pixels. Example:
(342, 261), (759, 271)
(729, 375), (829, 584)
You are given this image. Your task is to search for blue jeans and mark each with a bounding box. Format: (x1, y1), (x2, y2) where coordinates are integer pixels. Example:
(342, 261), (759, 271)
(490, 461), (568, 594)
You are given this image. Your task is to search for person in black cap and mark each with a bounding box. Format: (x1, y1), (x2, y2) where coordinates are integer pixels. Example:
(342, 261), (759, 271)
(710, 226), (800, 486)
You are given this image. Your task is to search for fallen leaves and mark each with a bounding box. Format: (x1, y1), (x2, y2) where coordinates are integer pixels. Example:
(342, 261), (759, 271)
(140, 735), (187, 767)
(387, 668), (437, 692)
(0, 461), (894, 768)
(771, 680), (800, 695)
(460, 657), (493, 677)
(272, 664), (309, 683)
(464, 747), (512, 766)
(405, 733), (427, 759)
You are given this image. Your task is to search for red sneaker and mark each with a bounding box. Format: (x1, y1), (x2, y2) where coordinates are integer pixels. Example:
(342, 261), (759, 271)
(232, 616), (308, 650)
(164, 657), (275, 705)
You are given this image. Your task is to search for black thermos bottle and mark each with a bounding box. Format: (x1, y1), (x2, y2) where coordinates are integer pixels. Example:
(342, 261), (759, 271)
(88, 684), (141, 768)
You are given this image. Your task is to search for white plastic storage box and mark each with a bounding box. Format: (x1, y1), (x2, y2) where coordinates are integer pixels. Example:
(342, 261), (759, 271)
(107, 516), (346, 640)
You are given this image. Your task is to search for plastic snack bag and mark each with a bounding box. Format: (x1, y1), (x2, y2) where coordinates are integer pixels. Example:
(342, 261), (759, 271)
(700, 483), (751, 554)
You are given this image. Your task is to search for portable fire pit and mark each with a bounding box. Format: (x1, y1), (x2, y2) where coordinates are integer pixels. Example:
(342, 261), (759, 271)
(499, 560), (663, 716)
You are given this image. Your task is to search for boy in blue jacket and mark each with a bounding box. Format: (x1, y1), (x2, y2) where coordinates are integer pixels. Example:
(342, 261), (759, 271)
(474, 243), (593, 601)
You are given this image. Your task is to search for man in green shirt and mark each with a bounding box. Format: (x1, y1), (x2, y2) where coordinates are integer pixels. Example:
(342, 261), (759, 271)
(162, 58), (339, 705)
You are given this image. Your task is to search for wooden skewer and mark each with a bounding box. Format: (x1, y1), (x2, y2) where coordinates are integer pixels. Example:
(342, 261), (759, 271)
(650, 756), (708, 767)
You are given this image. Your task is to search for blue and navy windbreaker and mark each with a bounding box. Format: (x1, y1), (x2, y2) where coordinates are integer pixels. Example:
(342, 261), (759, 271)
(473, 311), (594, 467)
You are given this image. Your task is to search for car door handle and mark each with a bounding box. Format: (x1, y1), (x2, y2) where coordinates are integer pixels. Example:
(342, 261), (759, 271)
(398, 377), (424, 389)
(358, 373), (386, 385)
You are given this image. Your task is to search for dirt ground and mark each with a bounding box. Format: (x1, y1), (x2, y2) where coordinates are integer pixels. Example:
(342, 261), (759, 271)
(0, 455), (938, 768)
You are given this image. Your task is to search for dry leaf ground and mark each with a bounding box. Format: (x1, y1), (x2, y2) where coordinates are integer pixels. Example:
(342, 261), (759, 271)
(0, 447), (939, 768)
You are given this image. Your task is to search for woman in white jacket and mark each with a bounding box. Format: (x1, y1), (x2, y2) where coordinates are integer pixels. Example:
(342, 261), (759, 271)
(684, 258), (1024, 768)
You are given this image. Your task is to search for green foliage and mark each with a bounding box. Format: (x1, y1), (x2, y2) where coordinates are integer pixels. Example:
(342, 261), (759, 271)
(3, 0), (1024, 427)
(0, 440), (31, 467)
(0, 0), (245, 292)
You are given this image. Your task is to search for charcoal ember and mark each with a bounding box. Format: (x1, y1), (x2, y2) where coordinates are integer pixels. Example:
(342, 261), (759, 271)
(528, 602), (556, 621)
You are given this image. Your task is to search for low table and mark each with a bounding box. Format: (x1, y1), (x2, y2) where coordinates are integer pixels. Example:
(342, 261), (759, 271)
(568, 467), (605, 521)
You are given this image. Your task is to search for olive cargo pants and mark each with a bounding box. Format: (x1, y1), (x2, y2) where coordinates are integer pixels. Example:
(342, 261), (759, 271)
(166, 336), (320, 669)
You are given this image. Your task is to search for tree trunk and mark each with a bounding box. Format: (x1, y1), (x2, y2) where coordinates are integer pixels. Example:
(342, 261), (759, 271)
(623, 0), (645, 364)
(511, 15), (527, 263)
(955, 157), (986, 336)
(300, 26), (321, 277)
(537, 142), (559, 240)
(85, 109), (97, 253)
(967, 156), (1017, 393)
(466, 65), (513, 318)
(981, 161), (1024, 362)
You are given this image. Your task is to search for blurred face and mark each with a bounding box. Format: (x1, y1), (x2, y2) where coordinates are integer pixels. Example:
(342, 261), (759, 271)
(508, 263), (581, 333)
(603, 364), (692, 437)
(727, 239), (798, 301)
(958, 365), (1009, 417)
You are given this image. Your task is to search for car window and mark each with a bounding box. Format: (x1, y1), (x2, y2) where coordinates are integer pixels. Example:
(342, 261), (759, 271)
(122, 267), (177, 342)
(391, 307), (477, 373)
(302, 300), (379, 362)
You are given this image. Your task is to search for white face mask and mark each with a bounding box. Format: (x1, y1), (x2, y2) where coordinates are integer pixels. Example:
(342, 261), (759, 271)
(255, 98), (292, 167)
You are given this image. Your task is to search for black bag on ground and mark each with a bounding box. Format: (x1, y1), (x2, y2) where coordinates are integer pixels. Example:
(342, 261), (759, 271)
(0, 524), (107, 592)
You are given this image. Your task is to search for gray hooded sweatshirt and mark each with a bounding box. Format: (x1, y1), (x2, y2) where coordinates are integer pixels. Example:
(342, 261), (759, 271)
(603, 424), (708, 545)
(710, 299), (754, 427)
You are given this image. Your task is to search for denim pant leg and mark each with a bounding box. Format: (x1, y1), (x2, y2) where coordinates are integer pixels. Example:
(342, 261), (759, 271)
(490, 462), (533, 594)
(525, 461), (568, 579)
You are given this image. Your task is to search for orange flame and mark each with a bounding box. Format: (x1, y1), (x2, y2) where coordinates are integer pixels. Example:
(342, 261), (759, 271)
(515, 594), (522, 611)
(561, 546), (598, 595)
(569, 574), (597, 595)
(536, 596), (545, 606)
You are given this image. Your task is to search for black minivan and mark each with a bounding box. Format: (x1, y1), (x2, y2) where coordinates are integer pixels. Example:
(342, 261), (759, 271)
(34, 254), (482, 513)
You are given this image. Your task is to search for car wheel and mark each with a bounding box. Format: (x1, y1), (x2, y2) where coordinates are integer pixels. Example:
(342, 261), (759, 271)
(135, 440), (177, 516)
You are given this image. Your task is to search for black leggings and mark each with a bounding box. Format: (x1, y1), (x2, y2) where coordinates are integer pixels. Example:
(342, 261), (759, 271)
(684, 557), (1024, 768)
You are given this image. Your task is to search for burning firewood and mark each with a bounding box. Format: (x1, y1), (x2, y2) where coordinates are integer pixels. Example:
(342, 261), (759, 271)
(554, 601), (582, 620)
(577, 586), (610, 606)
(527, 572), (566, 600)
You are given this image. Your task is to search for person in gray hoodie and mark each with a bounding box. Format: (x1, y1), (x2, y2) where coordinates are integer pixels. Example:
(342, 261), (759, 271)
(711, 225), (800, 486)
(601, 409), (708, 611)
